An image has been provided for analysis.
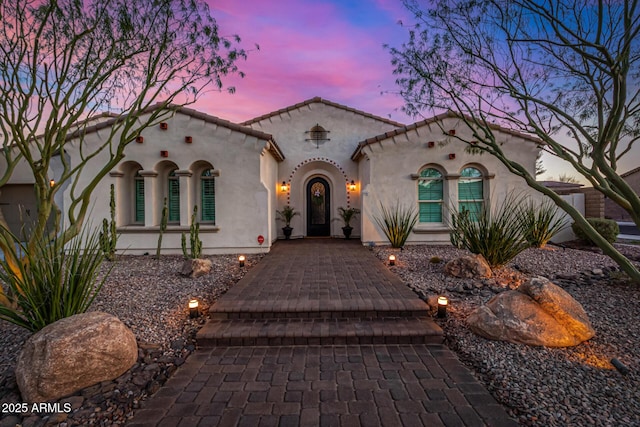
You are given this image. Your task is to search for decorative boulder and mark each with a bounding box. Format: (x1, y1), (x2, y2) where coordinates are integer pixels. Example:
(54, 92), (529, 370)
(444, 254), (492, 278)
(16, 312), (138, 403)
(181, 258), (212, 278)
(467, 277), (595, 347)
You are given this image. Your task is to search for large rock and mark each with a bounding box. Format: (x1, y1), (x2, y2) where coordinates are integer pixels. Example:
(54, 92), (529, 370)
(16, 312), (138, 403)
(444, 254), (492, 278)
(467, 277), (595, 347)
(181, 258), (212, 278)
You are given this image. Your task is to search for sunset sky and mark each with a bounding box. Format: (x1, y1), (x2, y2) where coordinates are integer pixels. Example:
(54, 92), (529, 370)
(196, 0), (413, 124)
(190, 0), (636, 180)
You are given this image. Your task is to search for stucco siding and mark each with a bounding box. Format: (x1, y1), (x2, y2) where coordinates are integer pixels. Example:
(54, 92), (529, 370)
(359, 118), (540, 245)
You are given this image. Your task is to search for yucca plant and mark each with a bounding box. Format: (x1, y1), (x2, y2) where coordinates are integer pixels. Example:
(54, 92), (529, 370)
(520, 198), (566, 248)
(0, 226), (110, 332)
(373, 201), (418, 248)
(450, 194), (529, 268)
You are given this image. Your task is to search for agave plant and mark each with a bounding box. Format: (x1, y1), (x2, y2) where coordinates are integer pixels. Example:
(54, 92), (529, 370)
(0, 225), (111, 332)
(519, 198), (567, 248)
(373, 201), (418, 248)
(449, 194), (530, 268)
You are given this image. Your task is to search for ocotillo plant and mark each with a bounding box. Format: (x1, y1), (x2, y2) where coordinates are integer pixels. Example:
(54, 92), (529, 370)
(156, 198), (168, 259)
(99, 184), (118, 261)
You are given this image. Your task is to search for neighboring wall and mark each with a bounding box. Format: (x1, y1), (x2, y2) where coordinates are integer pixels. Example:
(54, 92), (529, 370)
(605, 168), (640, 221)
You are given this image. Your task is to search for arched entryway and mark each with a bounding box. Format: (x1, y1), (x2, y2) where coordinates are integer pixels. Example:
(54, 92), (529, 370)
(306, 177), (331, 236)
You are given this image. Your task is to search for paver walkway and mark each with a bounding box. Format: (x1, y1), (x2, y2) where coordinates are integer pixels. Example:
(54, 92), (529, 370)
(128, 240), (518, 426)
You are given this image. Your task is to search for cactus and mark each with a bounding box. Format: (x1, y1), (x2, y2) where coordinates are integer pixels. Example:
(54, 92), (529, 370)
(99, 184), (118, 261)
(182, 206), (202, 259)
(156, 197), (168, 259)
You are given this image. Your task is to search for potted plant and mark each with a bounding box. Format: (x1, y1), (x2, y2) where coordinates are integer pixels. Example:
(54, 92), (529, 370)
(276, 205), (300, 240)
(337, 206), (360, 239)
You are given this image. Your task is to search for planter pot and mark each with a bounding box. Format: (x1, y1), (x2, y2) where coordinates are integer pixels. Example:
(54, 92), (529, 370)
(282, 226), (293, 240)
(342, 226), (353, 240)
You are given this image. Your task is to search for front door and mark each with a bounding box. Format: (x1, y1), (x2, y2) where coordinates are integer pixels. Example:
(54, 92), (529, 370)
(306, 177), (331, 236)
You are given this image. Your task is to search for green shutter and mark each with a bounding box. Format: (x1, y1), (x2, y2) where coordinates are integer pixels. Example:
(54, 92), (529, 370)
(418, 179), (443, 201)
(168, 178), (180, 222)
(418, 168), (443, 223)
(201, 177), (215, 222)
(135, 178), (145, 223)
(419, 202), (442, 222)
(458, 180), (483, 201)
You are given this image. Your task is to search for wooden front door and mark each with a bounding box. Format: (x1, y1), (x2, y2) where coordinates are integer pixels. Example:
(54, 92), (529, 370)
(306, 177), (331, 236)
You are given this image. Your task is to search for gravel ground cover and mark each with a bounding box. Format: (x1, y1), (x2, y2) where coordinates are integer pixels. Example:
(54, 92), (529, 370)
(0, 254), (263, 426)
(1, 244), (639, 426)
(373, 243), (640, 427)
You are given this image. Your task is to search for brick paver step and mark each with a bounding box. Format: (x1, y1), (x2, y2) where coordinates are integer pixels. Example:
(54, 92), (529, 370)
(196, 317), (444, 347)
(208, 299), (429, 320)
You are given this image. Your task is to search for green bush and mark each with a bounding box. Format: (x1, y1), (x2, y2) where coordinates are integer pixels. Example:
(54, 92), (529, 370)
(0, 226), (110, 332)
(373, 201), (418, 248)
(520, 198), (566, 248)
(571, 218), (619, 245)
(450, 194), (529, 268)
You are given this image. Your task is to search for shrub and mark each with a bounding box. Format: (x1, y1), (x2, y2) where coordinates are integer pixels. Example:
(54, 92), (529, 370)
(571, 218), (619, 245)
(520, 198), (566, 248)
(373, 201), (418, 248)
(0, 226), (110, 332)
(450, 194), (529, 268)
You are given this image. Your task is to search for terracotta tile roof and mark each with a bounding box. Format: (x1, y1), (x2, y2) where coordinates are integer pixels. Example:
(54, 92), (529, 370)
(239, 96), (406, 128)
(67, 103), (285, 161)
(351, 111), (542, 160)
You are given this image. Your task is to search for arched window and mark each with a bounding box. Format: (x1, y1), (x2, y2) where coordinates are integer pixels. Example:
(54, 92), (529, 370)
(418, 168), (443, 223)
(168, 170), (180, 223)
(134, 171), (144, 223)
(201, 169), (216, 223)
(458, 167), (484, 220)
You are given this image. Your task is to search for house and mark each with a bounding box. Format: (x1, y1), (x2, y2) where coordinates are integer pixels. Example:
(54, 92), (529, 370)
(0, 97), (541, 254)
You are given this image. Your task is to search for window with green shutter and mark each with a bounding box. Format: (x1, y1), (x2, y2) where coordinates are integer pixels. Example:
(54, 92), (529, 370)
(201, 169), (215, 223)
(168, 170), (180, 223)
(418, 168), (443, 223)
(458, 167), (483, 220)
(134, 171), (145, 223)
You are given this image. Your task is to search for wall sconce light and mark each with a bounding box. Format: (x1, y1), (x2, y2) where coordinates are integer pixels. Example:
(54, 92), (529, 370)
(136, 136), (144, 143)
(238, 255), (246, 267)
(188, 299), (199, 318)
(160, 150), (169, 157)
(185, 136), (193, 143)
(160, 122), (168, 130)
(280, 181), (288, 192)
(388, 254), (396, 266)
(348, 180), (356, 191)
(437, 296), (448, 318)
(49, 179), (55, 188)
(448, 153), (456, 160)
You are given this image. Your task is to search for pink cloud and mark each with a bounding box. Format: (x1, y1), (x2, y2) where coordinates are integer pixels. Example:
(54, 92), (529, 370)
(194, 0), (413, 124)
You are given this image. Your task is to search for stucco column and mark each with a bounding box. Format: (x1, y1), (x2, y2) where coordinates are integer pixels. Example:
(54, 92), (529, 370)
(175, 170), (192, 227)
(446, 174), (460, 224)
(139, 170), (158, 226)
